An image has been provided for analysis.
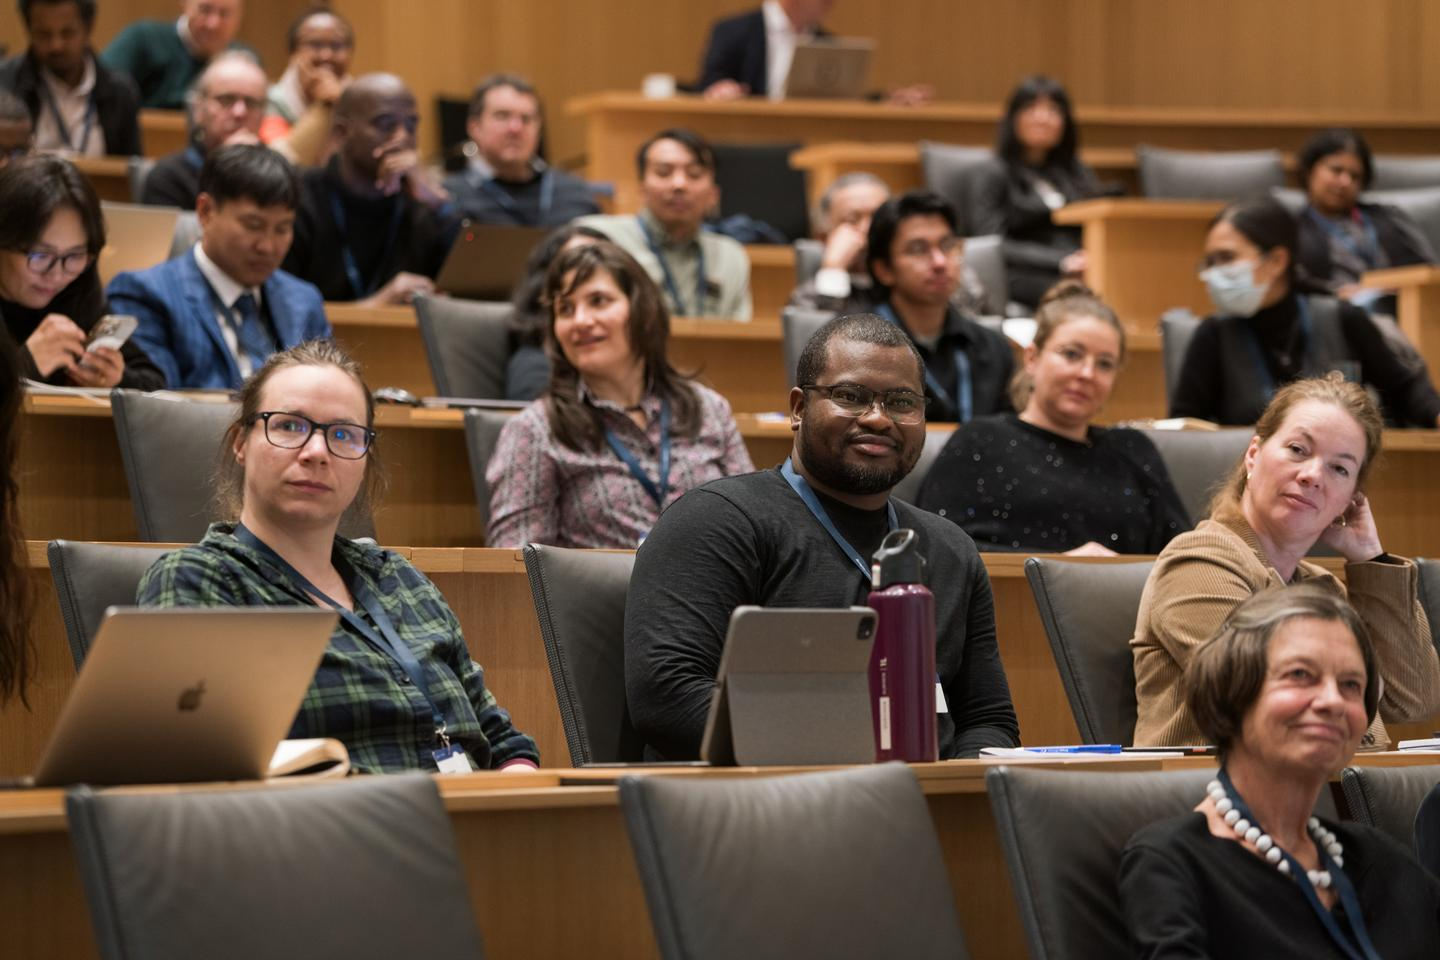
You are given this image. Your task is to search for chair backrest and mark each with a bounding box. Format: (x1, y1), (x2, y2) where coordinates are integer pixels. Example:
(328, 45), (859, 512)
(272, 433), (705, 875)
(1138, 427), (1252, 523)
(986, 765), (1224, 960)
(126, 155), (156, 202)
(963, 234), (1011, 316)
(1372, 154), (1440, 192)
(413, 294), (513, 399)
(710, 142), (810, 242)
(620, 763), (969, 960)
(1023, 557), (1154, 745)
(1417, 558), (1440, 655)
(1158, 308), (1201, 409)
(891, 426), (956, 504)
(793, 237), (824, 286)
(780, 305), (838, 388)
(1363, 185), (1440, 255)
(67, 774), (486, 960)
(1270, 185), (1307, 215)
(110, 390), (375, 542)
(168, 211), (201, 259)
(1340, 764), (1440, 850)
(461, 409), (511, 535)
(918, 141), (994, 235)
(1137, 145), (1285, 200)
(1417, 782), (1440, 879)
(47, 540), (173, 668)
(522, 544), (643, 765)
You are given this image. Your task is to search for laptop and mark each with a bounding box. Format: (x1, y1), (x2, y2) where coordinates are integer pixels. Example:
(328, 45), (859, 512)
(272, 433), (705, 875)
(435, 222), (549, 301)
(784, 38), (875, 100)
(700, 606), (877, 767)
(98, 201), (181, 285)
(33, 607), (337, 787)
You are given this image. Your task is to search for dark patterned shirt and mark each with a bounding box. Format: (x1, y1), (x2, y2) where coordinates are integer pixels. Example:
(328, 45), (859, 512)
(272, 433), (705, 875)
(137, 523), (539, 773)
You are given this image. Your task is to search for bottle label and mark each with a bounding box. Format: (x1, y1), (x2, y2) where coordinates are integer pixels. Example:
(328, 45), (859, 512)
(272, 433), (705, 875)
(879, 696), (892, 751)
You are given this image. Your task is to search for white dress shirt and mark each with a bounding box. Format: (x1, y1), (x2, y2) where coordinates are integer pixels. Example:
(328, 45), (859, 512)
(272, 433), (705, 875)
(33, 56), (105, 157)
(193, 243), (264, 378)
(763, 0), (818, 101)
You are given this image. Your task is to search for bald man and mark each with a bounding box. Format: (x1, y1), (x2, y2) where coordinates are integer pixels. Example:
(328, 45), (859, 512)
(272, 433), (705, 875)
(141, 51), (265, 209)
(281, 73), (454, 307)
(102, 0), (254, 110)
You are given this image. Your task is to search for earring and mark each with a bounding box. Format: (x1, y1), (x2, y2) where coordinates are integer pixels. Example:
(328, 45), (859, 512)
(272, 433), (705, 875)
(1246, 471), (1251, 480)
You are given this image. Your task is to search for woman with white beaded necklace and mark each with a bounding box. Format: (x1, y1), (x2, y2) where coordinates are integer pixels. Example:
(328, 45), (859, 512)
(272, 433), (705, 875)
(1120, 583), (1440, 958)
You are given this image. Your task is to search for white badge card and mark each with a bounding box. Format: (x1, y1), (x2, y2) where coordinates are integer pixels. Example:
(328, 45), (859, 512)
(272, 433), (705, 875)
(433, 744), (476, 774)
(935, 682), (949, 714)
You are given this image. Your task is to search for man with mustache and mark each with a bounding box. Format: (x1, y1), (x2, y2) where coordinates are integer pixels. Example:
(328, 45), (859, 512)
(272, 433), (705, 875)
(624, 312), (1019, 760)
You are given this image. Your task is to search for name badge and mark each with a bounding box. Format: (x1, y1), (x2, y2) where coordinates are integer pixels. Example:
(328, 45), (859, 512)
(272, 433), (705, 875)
(935, 681), (949, 714)
(433, 744), (476, 775)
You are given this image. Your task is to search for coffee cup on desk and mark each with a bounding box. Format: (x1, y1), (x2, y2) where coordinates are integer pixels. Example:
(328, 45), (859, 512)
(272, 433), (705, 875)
(642, 73), (677, 99)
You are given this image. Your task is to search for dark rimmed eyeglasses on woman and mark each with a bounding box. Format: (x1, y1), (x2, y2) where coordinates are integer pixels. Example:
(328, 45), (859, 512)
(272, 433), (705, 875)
(25, 249), (91, 276)
(801, 383), (929, 424)
(251, 411), (375, 459)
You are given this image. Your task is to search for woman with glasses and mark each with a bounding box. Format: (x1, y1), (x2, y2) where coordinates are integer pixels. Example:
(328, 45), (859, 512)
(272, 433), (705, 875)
(138, 340), (539, 773)
(0, 155), (161, 390)
(918, 281), (1188, 555)
(1169, 196), (1440, 427)
(486, 241), (753, 548)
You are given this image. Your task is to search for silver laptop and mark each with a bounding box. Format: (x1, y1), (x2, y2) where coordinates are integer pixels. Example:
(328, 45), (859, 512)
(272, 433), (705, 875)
(34, 607), (337, 787)
(784, 38), (875, 100)
(435, 222), (549, 301)
(700, 606), (877, 766)
(99, 201), (181, 285)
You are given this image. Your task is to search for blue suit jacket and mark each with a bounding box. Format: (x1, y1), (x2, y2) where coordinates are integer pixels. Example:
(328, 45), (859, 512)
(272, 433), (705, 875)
(107, 250), (331, 389)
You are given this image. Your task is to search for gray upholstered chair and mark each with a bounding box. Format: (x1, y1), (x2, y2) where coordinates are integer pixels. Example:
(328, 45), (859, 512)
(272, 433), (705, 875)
(110, 390), (374, 542)
(413, 294), (513, 398)
(1372, 154), (1440, 192)
(891, 426), (956, 504)
(1138, 427), (1252, 523)
(523, 544), (643, 765)
(1340, 764), (1440, 850)
(47, 540), (172, 668)
(793, 237), (824, 286)
(780, 305), (838, 388)
(1270, 185), (1307, 215)
(710, 142), (810, 241)
(919, 141), (994, 235)
(168, 211), (201, 259)
(620, 763), (970, 960)
(1136, 146), (1285, 200)
(1418, 558), (1440, 654)
(1023, 558), (1154, 745)
(126, 155), (156, 202)
(461, 409), (511, 535)
(1364, 186), (1440, 255)
(963, 234), (1012, 316)
(1418, 782), (1440, 878)
(67, 774), (487, 960)
(1158, 308), (1201, 408)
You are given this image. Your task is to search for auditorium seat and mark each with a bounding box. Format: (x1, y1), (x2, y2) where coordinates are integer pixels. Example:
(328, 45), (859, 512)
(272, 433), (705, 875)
(413, 295), (512, 399)
(523, 544), (644, 765)
(1136, 146), (1285, 200)
(1340, 764), (1440, 849)
(710, 142), (810, 242)
(1138, 427), (1252, 523)
(891, 429), (951, 504)
(620, 763), (970, 960)
(1418, 558), (1440, 654)
(1024, 557), (1154, 745)
(462, 409), (511, 533)
(47, 540), (171, 667)
(68, 774), (487, 960)
(919, 141), (993, 235)
(1157, 308), (1201, 409)
(1372, 154), (1440, 192)
(780, 304), (837, 388)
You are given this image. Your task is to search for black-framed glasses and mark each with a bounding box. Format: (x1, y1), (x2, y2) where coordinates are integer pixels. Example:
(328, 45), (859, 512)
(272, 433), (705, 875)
(252, 411), (375, 459)
(25, 249), (91, 276)
(802, 383), (928, 424)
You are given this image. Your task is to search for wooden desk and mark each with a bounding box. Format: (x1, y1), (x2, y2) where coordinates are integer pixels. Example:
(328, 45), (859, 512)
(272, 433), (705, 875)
(138, 109), (187, 158)
(745, 243), (795, 318)
(1053, 199), (1223, 323)
(1363, 264), (1440, 385)
(70, 155), (132, 203)
(569, 92), (1440, 213)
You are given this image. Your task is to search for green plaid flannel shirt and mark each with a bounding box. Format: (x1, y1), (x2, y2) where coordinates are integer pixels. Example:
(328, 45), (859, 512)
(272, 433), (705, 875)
(137, 523), (539, 773)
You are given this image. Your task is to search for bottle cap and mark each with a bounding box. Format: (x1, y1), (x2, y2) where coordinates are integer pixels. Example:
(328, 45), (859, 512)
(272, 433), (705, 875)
(872, 528), (925, 588)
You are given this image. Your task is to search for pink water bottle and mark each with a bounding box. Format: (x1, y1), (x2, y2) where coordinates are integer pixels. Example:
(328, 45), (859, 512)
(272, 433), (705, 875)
(867, 529), (938, 763)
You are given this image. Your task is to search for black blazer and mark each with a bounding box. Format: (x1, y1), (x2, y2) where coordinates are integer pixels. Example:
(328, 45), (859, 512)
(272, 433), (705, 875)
(0, 50), (142, 156)
(1296, 201), (1437, 293)
(697, 8), (830, 96)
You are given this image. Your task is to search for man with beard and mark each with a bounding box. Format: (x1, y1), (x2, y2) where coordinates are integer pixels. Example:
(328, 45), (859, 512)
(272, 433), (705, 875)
(623, 313), (1019, 760)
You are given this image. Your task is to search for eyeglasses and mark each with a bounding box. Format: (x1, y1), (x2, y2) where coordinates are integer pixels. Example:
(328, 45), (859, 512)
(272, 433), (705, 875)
(252, 411), (374, 459)
(208, 93), (266, 113)
(803, 383), (928, 424)
(25, 249), (91, 276)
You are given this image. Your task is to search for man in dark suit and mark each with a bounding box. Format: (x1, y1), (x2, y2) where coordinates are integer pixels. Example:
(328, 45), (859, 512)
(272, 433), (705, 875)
(0, 0), (142, 156)
(441, 73), (598, 228)
(698, 0), (832, 100)
(108, 144), (330, 390)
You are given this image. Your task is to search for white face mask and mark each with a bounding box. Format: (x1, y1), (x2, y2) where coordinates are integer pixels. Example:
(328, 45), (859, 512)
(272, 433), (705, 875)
(1200, 259), (1270, 318)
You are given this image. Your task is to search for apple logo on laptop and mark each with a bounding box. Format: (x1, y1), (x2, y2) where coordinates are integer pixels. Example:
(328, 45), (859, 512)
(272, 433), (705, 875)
(177, 680), (206, 712)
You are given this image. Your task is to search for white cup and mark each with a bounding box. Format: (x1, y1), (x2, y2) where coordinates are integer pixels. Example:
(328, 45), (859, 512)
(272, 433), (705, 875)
(642, 73), (677, 99)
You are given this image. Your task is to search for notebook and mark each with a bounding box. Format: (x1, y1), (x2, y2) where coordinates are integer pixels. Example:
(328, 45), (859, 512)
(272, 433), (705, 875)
(784, 38), (875, 100)
(434, 222), (549, 301)
(700, 606), (877, 766)
(98, 201), (181, 285)
(33, 607), (338, 787)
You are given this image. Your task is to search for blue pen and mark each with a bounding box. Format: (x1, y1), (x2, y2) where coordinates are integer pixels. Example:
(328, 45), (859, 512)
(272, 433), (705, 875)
(1024, 744), (1123, 754)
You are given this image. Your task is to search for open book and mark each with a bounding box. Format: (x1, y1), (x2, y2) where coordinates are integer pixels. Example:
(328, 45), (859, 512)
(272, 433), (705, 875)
(268, 739), (351, 779)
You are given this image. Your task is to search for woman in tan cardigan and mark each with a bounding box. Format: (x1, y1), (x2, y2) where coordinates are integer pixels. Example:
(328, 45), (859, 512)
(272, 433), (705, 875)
(1131, 373), (1440, 748)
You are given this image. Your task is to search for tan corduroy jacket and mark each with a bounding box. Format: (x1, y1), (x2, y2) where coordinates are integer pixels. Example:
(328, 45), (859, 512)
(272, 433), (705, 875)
(1131, 511), (1440, 750)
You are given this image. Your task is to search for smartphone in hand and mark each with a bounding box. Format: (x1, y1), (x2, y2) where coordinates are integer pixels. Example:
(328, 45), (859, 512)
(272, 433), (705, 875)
(86, 314), (138, 353)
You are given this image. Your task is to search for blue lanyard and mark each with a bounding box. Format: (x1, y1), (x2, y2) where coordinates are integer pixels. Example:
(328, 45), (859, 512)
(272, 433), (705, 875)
(637, 215), (707, 316)
(234, 524), (450, 740)
(474, 168), (555, 224)
(781, 457), (898, 580)
(184, 144), (205, 171)
(1306, 206), (1381, 268)
(1244, 296), (1313, 402)
(37, 80), (96, 154)
(603, 397), (672, 507)
(1216, 769), (1380, 960)
(876, 303), (972, 422)
(328, 190), (405, 299)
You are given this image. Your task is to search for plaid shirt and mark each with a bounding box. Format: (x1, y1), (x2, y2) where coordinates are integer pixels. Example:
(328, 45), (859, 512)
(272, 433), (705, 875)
(137, 524), (539, 773)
